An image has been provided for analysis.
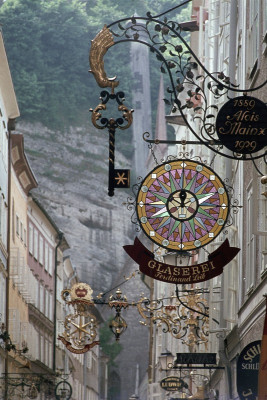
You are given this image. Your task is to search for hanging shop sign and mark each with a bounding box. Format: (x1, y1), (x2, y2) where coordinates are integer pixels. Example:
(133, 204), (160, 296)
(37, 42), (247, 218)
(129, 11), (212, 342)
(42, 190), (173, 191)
(135, 160), (229, 251)
(216, 96), (267, 154)
(160, 376), (186, 392)
(236, 340), (261, 400)
(90, 91), (132, 197)
(124, 236), (239, 284)
(58, 283), (100, 354)
(175, 353), (217, 365)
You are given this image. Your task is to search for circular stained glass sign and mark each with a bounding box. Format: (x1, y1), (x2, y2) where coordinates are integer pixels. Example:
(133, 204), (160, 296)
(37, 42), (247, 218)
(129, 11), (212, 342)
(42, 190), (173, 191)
(136, 160), (229, 251)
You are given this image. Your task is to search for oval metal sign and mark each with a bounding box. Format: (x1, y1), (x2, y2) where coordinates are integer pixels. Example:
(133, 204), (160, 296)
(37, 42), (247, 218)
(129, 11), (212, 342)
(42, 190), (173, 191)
(160, 376), (186, 392)
(216, 96), (267, 154)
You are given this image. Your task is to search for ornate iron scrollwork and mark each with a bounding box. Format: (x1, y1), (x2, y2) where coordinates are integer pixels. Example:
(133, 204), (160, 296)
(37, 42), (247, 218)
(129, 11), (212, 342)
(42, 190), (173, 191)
(89, 6), (267, 164)
(137, 291), (209, 349)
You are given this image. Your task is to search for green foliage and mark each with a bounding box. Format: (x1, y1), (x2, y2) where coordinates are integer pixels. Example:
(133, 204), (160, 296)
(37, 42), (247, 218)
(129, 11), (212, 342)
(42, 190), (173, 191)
(0, 0), (91, 128)
(99, 319), (122, 367)
(0, 0), (191, 139)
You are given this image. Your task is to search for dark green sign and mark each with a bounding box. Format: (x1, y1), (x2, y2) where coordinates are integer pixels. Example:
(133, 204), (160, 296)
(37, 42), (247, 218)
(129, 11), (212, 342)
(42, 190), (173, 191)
(216, 96), (267, 154)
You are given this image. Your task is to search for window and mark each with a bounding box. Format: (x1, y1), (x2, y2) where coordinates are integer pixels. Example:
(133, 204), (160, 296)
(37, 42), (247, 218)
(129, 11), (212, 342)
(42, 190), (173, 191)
(49, 342), (53, 369)
(0, 196), (7, 247)
(20, 222), (23, 240)
(45, 339), (49, 366)
(248, 0), (260, 75)
(48, 248), (53, 275)
(40, 335), (44, 363)
(0, 273), (6, 322)
(34, 228), (38, 259)
(39, 236), (44, 265)
(16, 215), (19, 236)
(49, 293), (53, 321)
(40, 284), (44, 314)
(29, 223), (33, 254)
(45, 289), (49, 318)
(24, 229), (27, 246)
(45, 243), (48, 271)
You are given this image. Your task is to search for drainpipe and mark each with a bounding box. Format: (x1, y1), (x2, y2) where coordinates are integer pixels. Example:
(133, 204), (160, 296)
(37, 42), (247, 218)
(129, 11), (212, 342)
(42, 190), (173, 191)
(53, 231), (64, 373)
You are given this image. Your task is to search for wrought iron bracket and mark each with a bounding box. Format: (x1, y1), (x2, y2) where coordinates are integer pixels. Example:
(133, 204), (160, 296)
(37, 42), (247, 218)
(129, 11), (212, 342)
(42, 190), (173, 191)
(89, 3), (267, 166)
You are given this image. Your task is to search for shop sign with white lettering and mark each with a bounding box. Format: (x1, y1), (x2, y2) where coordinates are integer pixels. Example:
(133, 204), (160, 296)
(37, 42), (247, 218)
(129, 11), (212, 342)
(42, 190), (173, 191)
(236, 340), (261, 400)
(123, 237), (239, 285)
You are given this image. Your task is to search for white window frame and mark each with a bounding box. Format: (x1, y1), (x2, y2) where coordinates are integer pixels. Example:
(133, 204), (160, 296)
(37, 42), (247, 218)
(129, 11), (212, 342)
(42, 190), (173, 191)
(29, 223), (33, 254)
(20, 221), (23, 241)
(16, 215), (19, 236)
(23, 228), (27, 247)
(48, 248), (53, 275)
(48, 292), (53, 321)
(247, 0), (260, 76)
(40, 284), (44, 314)
(33, 228), (38, 260)
(45, 289), (49, 318)
(45, 243), (49, 271)
(39, 236), (44, 265)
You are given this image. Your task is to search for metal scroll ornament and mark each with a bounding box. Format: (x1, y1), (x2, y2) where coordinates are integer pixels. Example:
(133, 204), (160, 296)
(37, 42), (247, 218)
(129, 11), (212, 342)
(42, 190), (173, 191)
(89, 10), (267, 163)
(138, 291), (209, 350)
(136, 159), (229, 251)
(58, 283), (99, 354)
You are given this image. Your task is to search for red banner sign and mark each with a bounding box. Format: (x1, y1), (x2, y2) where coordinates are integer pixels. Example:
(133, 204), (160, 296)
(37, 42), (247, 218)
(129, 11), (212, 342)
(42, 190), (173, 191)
(58, 336), (99, 354)
(123, 237), (240, 284)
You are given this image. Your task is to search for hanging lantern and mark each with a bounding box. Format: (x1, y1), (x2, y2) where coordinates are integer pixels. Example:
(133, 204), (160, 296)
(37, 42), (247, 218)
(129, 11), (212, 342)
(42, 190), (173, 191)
(108, 289), (128, 341)
(27, 383), (39, 399)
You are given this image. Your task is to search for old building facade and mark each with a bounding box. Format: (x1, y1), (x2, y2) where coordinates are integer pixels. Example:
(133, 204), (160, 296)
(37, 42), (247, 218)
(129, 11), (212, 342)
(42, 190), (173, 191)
(146, 0), (267, 399)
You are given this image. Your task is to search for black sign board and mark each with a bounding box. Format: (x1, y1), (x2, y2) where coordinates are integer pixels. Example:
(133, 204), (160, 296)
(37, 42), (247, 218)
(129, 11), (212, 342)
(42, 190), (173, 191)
(112, 168), (130, 189)
(160, 376), (186, 392)
(237, 340), (261, 400)
(175, 353), (216, 365)
(216, 96), (267, 154)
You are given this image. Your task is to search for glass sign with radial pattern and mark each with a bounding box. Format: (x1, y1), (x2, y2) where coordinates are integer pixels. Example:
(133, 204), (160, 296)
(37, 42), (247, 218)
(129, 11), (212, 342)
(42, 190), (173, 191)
(136, 160), (229, 251)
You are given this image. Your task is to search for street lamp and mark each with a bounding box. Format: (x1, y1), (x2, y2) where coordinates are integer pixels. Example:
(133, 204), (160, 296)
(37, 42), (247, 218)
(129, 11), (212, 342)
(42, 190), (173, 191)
(159, 350), (175, 372)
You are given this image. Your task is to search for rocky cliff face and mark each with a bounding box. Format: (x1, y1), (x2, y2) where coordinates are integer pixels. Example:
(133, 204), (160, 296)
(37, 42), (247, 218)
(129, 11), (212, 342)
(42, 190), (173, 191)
(19, 121), (135, 294)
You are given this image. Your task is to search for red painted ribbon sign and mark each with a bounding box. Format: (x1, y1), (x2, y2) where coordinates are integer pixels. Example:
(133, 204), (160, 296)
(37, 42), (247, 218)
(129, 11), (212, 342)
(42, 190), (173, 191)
(123, 237), (240, 284)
